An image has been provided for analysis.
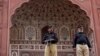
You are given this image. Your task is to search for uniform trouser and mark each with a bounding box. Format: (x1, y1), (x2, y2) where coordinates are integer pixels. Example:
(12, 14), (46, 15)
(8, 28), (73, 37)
(76, 44), (89, 56)
(45, 44), (57, 56)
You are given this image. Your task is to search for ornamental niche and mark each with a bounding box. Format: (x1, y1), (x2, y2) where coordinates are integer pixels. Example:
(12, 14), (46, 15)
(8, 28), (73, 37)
(10, 0), (92, 56)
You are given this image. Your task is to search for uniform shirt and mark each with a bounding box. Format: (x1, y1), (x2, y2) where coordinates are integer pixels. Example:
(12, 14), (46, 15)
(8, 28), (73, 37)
(42, 32), (58, 44)
(73, 32), (91, 48)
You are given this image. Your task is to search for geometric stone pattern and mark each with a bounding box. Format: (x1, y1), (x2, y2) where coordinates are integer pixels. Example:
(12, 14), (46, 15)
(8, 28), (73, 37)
(9, 0), (93, 56)
(10, 0), (90, 42)
(10, 44), (75, 56)
(25, 26), (36, 40)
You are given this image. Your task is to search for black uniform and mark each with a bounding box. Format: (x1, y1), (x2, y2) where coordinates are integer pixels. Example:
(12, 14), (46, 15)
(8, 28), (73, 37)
(73, 32), (91, 48)
(42, 32), (58, 44)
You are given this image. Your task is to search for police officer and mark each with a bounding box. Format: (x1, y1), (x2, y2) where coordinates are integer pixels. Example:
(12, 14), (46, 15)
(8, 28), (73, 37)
(42, 26), (58, 56)
(73, 27), (91, 56)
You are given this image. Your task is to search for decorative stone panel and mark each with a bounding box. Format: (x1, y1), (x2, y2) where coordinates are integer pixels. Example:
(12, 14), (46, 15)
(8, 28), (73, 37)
(10, 0), (92, 56)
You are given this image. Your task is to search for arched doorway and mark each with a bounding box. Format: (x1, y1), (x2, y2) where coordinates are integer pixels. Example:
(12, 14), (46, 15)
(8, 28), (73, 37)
(9, 0), (93, 56)
(41, 25), (49, 38)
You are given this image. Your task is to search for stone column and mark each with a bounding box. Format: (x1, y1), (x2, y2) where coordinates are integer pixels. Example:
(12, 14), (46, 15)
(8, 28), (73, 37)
(90, 0), (100, 56)
(0, 0), (3, 56)
(1, 0), (9, 56)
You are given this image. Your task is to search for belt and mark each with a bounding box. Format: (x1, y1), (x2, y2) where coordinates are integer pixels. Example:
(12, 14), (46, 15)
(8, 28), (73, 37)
(78, 43), (86, 45)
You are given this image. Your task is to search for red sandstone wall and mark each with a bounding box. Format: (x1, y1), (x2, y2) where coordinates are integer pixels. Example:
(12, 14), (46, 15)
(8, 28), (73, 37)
(0, 0), (100, 56)
(92, 0), (100, 56)
(0, 0), (8, 56)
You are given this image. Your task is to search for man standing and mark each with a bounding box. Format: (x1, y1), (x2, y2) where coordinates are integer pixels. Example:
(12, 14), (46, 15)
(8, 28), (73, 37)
(42, 26), (58, 56)
(73, 27), (91, 56)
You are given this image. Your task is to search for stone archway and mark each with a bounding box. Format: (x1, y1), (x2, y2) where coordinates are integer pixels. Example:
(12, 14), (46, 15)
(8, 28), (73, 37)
(41, 25), (49, 38)
(9, 0), (92, 56)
